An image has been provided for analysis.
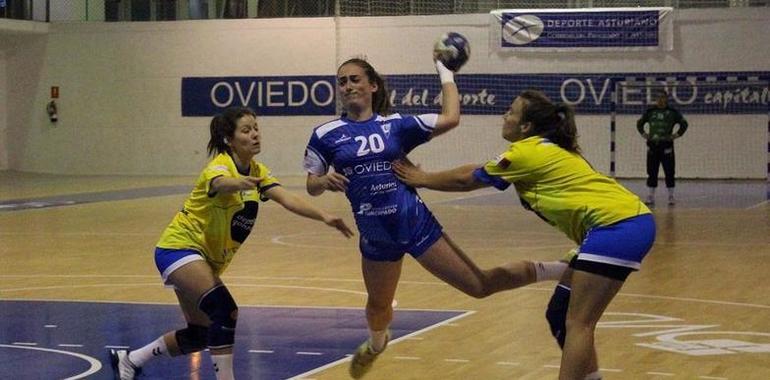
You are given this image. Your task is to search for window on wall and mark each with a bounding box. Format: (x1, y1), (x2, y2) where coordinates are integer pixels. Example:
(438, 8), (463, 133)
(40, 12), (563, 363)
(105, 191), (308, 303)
(257, 0), (334, 17)
(220, 0), (247, 18)
(156, 0), (177, 21)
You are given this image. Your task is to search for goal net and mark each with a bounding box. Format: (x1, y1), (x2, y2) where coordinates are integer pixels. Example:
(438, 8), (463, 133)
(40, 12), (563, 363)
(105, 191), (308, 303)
(611, 79), (769, 180)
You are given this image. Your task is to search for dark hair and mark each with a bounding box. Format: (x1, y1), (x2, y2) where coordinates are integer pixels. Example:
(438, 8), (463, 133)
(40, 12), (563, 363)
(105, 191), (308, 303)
(207, 106), (257, 157)
(519, 90), (580, 153)
(338, 58), (391, 115)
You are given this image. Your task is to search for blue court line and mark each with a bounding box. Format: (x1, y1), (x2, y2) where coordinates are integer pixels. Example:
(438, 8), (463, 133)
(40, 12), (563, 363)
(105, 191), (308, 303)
(0, 300), (468, 379)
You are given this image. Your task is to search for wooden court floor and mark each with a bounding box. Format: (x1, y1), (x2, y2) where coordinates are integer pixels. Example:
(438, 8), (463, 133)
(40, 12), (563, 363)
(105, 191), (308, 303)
(1, 171), (769, 379)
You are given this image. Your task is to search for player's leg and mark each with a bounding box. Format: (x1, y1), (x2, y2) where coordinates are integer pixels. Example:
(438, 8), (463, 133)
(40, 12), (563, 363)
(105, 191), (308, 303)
(645, 143), (661, 204)
(110, 249), (210, 380)
(558, 215), (655, 379)
(349, 256), (403, 378)
(662, 143), (676, 204)
(416, 233), (565, 298)
(169, 260), (236, 380)
(559, 270), (623, 380)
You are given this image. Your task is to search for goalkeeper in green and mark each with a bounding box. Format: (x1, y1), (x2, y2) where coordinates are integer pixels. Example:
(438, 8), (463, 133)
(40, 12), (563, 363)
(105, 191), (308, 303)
(637, 91), (688, 206)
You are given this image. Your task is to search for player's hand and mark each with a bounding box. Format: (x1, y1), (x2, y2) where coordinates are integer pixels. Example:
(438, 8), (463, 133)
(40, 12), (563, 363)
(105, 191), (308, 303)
(392, 159), (426, 188)
(322, 214), (354, 238)
(323, 172), (349, 192)
(238, 176), (264, 190)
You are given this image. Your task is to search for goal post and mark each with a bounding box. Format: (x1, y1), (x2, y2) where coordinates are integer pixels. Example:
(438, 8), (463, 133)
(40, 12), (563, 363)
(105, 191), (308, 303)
(609, 78), (769, 183)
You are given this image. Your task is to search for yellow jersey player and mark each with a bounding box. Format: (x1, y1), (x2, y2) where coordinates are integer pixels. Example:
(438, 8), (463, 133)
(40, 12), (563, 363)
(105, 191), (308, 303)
(109, 106), (353, 380)
(394, 90), (655, 380)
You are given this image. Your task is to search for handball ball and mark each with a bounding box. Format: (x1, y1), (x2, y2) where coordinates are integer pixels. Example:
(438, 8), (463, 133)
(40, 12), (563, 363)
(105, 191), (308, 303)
(434, 32), (470, 72)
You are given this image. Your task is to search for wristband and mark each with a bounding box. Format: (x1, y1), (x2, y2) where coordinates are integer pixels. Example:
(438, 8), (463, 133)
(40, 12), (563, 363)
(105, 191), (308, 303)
(435, 60), (455, 84)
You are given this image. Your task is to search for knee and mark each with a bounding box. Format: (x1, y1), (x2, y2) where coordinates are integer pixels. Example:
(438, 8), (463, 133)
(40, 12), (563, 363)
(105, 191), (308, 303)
(366, 298), (393, 317)
(545, 284), (571, 348)
(198, 285), (238, 349)
(175, 324), (208, 355)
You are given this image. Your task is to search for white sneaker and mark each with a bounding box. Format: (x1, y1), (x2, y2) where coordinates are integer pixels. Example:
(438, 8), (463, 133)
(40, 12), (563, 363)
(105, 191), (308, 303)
(109, 349), (141, 380)
(644, 195), (655, 206)
(668, 195), (675, 206)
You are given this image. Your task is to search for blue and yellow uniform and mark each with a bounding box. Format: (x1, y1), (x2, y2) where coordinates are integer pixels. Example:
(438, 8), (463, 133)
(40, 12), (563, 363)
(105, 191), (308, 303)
(304, 113), (442, 261)
(473, 136), (655, 278)
(155, 153), (280, 282)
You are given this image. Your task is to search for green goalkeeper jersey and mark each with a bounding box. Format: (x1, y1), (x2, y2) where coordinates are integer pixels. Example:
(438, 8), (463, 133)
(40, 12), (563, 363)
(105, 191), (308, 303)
(636, 107), (688, 141)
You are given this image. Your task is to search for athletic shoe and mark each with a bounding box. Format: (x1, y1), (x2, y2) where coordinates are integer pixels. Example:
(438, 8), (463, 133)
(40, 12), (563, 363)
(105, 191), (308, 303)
(109, 349), (141, 380)
(668, 195), (675, 206)
(349, 332), (390, 379)
(644, 195), (655, 206)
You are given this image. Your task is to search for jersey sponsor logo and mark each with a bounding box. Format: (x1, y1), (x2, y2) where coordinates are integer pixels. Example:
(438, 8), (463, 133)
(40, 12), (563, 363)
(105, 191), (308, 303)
(356, 202), (398, 216)
(341, 160), (392, 176)
(213, 165), (229, 172)
(230, 201), (258, 243)
(370, 181), (398, 195)
(334, 133), (351, 144)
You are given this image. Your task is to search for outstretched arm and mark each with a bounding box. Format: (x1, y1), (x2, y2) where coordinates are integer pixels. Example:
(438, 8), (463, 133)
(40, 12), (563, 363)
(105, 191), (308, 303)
(210, 176), (262, 196)
(263, 185), (354, 238)
(393, 159), (488, 192)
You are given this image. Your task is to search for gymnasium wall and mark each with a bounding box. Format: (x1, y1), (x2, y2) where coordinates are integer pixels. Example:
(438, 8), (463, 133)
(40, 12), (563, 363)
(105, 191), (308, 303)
(1, 8), (768, 177)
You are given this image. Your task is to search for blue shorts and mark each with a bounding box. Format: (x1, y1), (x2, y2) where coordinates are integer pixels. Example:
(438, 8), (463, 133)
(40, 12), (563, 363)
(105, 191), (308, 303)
(154, 247), (205, 285)
(574, 213), (656, 276)
(358, 212), (443, 262)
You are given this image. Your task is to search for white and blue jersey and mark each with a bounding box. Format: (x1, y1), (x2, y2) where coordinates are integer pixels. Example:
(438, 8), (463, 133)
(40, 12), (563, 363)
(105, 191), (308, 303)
(304, 113), (443, 261)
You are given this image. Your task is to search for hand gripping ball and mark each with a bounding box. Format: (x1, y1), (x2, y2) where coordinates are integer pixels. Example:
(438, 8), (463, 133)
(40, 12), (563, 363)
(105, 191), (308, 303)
(434, 32), (470, 72)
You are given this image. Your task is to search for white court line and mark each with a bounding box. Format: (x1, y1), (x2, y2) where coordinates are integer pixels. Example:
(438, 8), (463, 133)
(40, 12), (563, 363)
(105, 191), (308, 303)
(13, 342), (38, 346)
(1, 278), (769, 310)
(746, 199), (768, 209)
(394, 356), (421, 360)
(57, 344), (84, 348)
(296, 352), (323, 356)
(648, 372), (674, 376)
(496, 361), (520, 366)
(0, 344), (101, 380)
(286, 310), (476, 380)
(248, 350), (274, 354)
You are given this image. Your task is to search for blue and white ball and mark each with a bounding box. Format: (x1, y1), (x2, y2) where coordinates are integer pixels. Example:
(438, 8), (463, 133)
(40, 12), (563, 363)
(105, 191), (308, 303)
(434, 32), (470, 72)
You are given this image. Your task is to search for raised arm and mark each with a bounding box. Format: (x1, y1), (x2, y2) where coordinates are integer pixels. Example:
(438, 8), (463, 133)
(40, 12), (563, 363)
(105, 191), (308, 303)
(392, 160), (488, 192)
(263, 185), (354, 238)
(430, 60), (460, 138)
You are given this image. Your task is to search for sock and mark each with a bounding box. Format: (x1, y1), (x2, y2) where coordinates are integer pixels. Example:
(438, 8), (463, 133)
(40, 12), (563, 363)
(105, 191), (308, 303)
(534, 261), (567, 282)
(585, 370), (603, 380)
(211, 354), (235, 380)
(129, 336), (168, 367)
(369, 329), (388, 352)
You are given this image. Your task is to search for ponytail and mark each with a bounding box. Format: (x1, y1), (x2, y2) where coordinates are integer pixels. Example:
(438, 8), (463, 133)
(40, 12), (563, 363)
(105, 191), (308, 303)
(519, 90), (580, 153)
(207, 106), (257, 157)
